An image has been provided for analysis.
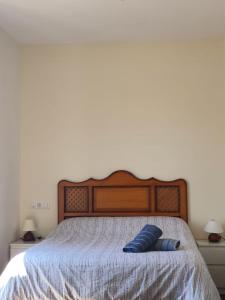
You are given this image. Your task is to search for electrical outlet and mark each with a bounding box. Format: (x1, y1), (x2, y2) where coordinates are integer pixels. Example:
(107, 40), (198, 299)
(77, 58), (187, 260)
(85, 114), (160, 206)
(32, 200), (50, 209)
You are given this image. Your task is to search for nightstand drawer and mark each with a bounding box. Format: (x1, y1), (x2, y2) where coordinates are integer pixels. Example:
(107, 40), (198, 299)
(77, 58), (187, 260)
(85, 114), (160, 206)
(10, 239), (41, 259)
(200, 247), (225, 265)
(208, 266), (225, 288)
(10, 248), (27, 259)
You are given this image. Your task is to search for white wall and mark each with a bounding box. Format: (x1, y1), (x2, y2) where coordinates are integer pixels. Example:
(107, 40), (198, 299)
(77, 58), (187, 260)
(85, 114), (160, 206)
(21, 40), (225, 239)
(0, 28), (20, 271)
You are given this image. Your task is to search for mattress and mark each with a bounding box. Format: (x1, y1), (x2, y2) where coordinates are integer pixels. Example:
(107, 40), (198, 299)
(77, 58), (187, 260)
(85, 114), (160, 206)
(0, 216), (220, 300)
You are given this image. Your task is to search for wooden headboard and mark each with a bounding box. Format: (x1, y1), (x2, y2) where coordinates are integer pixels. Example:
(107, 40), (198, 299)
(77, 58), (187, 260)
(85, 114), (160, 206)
(58, 170), (188, 223)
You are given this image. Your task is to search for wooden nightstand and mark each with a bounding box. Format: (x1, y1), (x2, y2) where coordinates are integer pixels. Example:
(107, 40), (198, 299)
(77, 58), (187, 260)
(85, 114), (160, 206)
(10, 239), (41, 259)
(197, 239), (225, 294)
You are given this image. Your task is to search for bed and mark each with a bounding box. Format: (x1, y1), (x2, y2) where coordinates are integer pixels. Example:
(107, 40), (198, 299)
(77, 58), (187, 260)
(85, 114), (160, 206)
(0, 171), (221, 300)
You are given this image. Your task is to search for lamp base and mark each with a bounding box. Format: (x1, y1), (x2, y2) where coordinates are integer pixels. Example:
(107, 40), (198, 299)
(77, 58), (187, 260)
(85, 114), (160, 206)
(208, 233), (221, 243)
(23, 231), (35, 242)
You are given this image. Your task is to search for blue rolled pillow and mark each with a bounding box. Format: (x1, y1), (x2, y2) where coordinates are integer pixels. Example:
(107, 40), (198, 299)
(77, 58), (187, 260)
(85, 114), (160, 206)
(149, 239), (180, 251)
(123, 224), (162, 253)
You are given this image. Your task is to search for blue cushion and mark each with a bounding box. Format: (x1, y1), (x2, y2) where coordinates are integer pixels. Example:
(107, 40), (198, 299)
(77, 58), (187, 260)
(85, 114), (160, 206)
(123, 224), (162, 253)
(149, 239), (180, 251)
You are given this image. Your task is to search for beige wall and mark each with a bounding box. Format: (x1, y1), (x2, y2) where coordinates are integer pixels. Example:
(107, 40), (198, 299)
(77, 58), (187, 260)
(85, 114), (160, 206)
(21, 40), (225, 238)
(0, 28), (20, 271)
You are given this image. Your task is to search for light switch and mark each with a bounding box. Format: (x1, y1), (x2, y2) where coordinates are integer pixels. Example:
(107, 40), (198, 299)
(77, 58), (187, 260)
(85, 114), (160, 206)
(32, 200), (50, 209)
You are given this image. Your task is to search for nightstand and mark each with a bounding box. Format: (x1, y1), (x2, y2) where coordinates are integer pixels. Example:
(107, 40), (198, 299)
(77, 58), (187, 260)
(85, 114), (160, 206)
(197, 239), (225, 294)
(10, 239), (41, 259)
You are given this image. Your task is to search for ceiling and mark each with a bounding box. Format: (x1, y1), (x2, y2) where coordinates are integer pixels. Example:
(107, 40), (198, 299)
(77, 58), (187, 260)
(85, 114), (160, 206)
(0, 0), (225, 44)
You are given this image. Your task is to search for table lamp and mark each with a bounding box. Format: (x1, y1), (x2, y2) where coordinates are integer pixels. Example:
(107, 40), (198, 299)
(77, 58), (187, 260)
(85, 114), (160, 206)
(22, 219), (36, 241)
(204, 219), (224, 242)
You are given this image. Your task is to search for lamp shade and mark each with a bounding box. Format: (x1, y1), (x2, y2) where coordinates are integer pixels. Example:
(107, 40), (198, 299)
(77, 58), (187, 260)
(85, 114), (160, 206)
(204, 219), (223, 234)
(22, 219), (36, 232)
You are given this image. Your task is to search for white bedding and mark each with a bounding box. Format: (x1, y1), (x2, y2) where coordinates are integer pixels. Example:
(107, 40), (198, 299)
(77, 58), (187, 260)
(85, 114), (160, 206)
(0, 216), (220, 300)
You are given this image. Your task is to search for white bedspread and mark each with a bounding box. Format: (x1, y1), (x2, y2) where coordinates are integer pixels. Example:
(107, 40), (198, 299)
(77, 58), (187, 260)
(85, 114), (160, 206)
(0, 216), (220, 300)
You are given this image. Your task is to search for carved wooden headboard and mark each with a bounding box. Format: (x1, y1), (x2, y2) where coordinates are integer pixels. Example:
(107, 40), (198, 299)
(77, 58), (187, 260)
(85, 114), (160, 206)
(58, 170), (188, 223)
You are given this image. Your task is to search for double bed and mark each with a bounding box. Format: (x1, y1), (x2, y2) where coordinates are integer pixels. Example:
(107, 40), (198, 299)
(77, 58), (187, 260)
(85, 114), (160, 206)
(0, 171), (221, 299)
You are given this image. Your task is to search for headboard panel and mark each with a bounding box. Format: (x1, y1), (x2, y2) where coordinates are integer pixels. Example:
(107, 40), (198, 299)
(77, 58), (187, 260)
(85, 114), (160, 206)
(58, 170), (188, 223)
